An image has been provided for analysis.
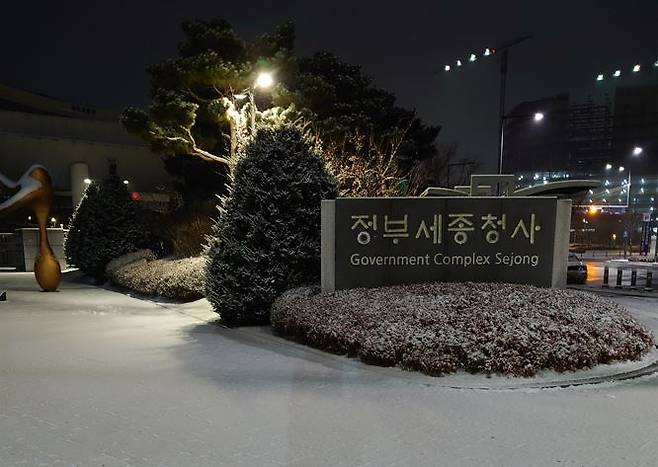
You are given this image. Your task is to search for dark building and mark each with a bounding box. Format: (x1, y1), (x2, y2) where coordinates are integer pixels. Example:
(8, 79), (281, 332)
(503, 86), (658, 249)
(501, 93), (570, 174)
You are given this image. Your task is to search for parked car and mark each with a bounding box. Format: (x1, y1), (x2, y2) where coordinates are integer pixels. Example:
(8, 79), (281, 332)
(567, 252), (588, 284)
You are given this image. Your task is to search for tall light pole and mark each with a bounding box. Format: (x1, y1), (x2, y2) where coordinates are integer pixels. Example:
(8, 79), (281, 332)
(496, 35), (532, 175)
(498, 111), (545, 186)
(230, 71), (275, 158)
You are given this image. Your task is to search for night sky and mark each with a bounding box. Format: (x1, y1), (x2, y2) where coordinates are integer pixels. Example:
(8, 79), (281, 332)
(3, 0), (658, 170)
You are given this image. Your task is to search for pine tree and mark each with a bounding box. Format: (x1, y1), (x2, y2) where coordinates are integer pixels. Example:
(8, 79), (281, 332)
(65, 163), (150, 279)
(205, 125), (337, 325)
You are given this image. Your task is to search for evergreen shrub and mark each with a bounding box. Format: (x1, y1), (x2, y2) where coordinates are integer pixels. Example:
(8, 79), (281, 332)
(205, 125), (337, 325)
(65, 163), (150, 279)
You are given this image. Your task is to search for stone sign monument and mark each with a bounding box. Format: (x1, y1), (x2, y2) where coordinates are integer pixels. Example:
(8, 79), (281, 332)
(321, 175), (594, 292)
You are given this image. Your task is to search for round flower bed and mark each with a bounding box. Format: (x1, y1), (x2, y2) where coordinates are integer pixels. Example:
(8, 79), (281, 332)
(271, 283), (655, 377)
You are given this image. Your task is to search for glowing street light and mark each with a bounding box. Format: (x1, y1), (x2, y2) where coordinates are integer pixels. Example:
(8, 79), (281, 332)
(254, 72), (274, 89)
(469, 53), (477, 62)
(83, 178), (92, 184)
(484, 48), (492, 56)
(618, 166), (625, 172)
(632, 64), (641, 72)
(596, 74), (604, 81)
(123, 180), (130, 185)
(613, 69), (621, 77)
(533, 112), (545, 122)
(632, 146), (643, 156)
(444, 65), (451, 71)
(605, 163), (612, 170)
(456, 59), (462, 67)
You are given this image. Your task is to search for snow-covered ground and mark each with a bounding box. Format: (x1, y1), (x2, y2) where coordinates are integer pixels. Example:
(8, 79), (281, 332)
(1, 272), (657, 466)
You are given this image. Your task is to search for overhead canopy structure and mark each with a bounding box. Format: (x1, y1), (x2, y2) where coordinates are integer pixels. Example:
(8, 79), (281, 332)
(420, 174), (600, 198)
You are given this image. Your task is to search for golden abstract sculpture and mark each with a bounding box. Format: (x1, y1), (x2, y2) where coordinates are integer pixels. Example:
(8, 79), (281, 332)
(0, 165), (61, 291)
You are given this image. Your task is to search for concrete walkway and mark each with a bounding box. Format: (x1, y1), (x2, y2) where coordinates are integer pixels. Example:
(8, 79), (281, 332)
(1, 272), (658, 466)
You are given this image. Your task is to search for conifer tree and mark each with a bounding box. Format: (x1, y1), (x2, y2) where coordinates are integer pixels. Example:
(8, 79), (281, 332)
(65, 163), (150, 279)
(205, 125), (337, 325)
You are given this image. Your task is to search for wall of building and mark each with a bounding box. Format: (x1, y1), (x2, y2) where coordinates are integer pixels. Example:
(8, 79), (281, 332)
(0, 109), (169, 193)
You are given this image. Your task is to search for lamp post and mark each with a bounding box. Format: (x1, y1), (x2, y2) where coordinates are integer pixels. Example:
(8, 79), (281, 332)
(498, 111), (545, 175)
(230, 71), (275, 158)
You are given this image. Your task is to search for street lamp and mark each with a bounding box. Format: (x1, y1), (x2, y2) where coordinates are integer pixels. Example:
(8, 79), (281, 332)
(254, 72), (274, 89)
(632, 146), (643, 156)
(498, 110), (545, 174)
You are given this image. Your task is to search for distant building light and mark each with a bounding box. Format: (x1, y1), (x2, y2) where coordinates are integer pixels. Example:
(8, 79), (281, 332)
(633, 64), (641, 73)
(632, 146), (643, 156)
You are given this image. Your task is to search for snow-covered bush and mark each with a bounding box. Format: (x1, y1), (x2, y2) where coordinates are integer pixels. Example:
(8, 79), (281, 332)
(105, 249), (156, 276)
(271, 283), (655, 377)
(65, 163), (150, 279)
(107, 250), (205, 301)
(205, 125), (337, 325)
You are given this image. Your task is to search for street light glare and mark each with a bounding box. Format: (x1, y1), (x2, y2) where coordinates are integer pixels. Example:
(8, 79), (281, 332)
(632, 146), (643, 156)
(533, 112), (545, 122)
(123, 180), (129, 185)
(456, 59), (462, 66)
(605, 163), (612, 170)
(83, 178), (92, 184)
(469, 53), (477, 62)
(613, 69), (621, 77)
(596, 74), (604, 81)
(484, 48), (491, 56)
(618, 166), (625, 172)
(254, 72), (274, 89)
(632, 64), (641, 72)
(444, 65), (451, 71)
